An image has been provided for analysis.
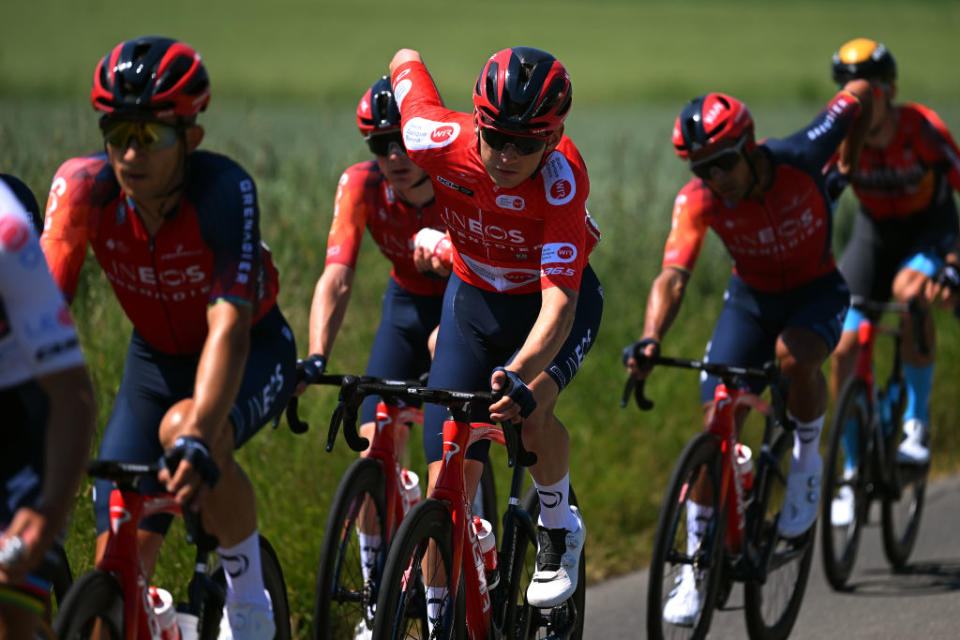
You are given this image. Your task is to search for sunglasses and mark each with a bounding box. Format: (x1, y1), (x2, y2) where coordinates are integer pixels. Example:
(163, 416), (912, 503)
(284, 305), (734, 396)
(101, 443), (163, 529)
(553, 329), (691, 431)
(366, 131), (405, 156)
(690, 149), (743, 180)
(102, 120), (180, 151)
(479, 128), (546, 155)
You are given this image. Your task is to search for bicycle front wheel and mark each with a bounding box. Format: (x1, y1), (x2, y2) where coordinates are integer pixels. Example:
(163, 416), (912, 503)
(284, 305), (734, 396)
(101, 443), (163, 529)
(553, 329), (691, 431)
(647, 432), (725, 640)
(372, 498), (463, 640)
(821, 377), (870, 590)
(52, 570), (124, 640)
(743, 431), (815, 640)
(881, 461), (927, 569)
(313, 457), (387, 640)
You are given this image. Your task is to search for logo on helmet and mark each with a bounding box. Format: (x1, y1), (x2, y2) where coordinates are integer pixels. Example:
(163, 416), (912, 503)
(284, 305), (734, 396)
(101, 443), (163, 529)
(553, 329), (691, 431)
(704, 101), (725, 127)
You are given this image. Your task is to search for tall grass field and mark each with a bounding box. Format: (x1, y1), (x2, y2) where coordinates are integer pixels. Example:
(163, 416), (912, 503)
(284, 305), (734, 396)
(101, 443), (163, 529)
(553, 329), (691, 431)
(3, 1), (960, 635)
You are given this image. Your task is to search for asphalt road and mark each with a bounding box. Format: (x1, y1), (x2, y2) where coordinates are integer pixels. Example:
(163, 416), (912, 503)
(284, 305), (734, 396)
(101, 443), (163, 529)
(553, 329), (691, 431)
(585, 474), (960, 638)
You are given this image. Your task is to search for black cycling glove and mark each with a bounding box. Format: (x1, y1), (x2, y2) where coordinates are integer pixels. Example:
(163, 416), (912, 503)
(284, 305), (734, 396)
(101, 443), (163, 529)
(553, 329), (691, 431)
(622, 338), (660, 370)
(493, 367), (537, 419)
(297, 353), (328, 384)
(162, 436), (220, 488)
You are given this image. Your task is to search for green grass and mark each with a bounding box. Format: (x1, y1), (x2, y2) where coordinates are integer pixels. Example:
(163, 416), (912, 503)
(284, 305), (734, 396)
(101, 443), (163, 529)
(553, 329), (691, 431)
(3, 2), (960, 635)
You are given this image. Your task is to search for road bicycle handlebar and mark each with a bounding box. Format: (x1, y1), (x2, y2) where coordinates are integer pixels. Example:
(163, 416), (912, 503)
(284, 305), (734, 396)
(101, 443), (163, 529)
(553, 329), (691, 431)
(622, 356), (791, 428)
(850, 295), (930, 356)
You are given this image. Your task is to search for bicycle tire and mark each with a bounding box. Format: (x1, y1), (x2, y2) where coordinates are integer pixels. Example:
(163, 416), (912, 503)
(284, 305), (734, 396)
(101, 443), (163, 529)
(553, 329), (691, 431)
(212, 535), (292, 640)
(501, 484), (585, 640)
(743, 430), (815, 640)
(52, 570), (124, 640)
(313, 457), (387, 640)
(820, 377), (870, 590)
(647, 431), (725, 640)
(372, 498), (464, 640)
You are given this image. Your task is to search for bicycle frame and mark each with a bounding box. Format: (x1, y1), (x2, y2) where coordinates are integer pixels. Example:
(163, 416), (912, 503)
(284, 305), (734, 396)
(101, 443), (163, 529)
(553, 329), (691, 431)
(98, 484), (182, 640)
(431, 406), (506, 640)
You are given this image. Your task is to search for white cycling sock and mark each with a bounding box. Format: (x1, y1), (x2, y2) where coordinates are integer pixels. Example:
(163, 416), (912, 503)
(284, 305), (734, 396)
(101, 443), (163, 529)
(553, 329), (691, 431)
(534, 473), (579, 532)
(218, 531), (270, 609)
(426, 585), (449, 631)
(358, 532), (381, 585)
(790, 412), (824, 473)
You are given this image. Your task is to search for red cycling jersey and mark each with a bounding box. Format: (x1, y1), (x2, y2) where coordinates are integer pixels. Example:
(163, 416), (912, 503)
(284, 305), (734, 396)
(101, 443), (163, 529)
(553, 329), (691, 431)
(826, 102), (960, 220)
(391, 61), (600, 295)
(326, 160), (446, 296)
(663, 91), (863, 292)
(41, 152), (279, 355)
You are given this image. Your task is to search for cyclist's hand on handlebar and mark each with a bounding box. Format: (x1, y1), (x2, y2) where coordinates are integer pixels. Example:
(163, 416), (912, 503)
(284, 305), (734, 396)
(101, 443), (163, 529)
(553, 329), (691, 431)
(0, 508), (52, 583)
(293, 353), (327, 397)
(489, 367), (537, 422)
(159, 436), (221, 512)
(927, 262), (960, 311)
(622, 338), (660, 380)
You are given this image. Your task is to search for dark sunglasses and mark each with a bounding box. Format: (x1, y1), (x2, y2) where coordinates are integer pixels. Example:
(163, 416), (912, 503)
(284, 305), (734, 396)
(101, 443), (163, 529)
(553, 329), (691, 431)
(366, 131), (405, 156)
(101, 120), (181, 151)
(479, 128), (546, 155)
(690, 149), (744, 180)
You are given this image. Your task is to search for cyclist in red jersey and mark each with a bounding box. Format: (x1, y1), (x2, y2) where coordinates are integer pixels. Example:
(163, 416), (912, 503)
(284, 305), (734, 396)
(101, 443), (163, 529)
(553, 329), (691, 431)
(825, 41), (960, 499)
(390, 47), (603, 618)
(0, 176), (95, 639)
(298, 76), (449, 600)
(623, 84), (871, 625)
(40, 37), (296, 640)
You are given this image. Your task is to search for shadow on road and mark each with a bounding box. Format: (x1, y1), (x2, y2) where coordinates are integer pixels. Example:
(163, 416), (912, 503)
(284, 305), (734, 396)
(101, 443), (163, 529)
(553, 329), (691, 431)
(843, 559), (960, 597)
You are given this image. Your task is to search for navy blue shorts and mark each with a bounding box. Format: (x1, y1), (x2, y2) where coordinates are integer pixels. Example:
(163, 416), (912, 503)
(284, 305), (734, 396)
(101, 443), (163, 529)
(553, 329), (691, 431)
(700, 271), (849, 404)
(93, 305), (297, 535)
(359, 278), (443, 424)
(423, 265), (603, 464)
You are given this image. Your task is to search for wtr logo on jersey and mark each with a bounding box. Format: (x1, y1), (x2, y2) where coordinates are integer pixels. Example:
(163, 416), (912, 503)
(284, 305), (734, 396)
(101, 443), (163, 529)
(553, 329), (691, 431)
(402, 117), (461, 151)
(542, 152), (577, 205)
(495, 195), (525, 211)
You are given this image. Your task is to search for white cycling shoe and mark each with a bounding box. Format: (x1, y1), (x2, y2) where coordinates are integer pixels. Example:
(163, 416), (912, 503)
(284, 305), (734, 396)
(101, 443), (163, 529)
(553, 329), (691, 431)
(662, 571), (701, 627)
(830, 485), (855, 527)
(353, 620), (373, 640)
(897, 419), (930, 465)
(526, 506), (585, 608)
(777, 456), (821, 538)
(218, 593), (275, 640)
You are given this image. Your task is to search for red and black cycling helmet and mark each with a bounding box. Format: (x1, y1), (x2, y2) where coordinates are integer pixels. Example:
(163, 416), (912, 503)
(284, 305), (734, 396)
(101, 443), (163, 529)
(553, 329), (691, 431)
(356, 76), (401, 138)
(672, 93), (754, 160)
(831, 38), (897, 86)
(473, 46), (571, 137)
(91, 36), (210, 121)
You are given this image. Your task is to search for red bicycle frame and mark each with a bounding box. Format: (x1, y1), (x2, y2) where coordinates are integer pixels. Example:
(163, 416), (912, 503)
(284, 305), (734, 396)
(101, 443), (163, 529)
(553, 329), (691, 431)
(99, 485), (182, 640)
(430, 414), (505, 640)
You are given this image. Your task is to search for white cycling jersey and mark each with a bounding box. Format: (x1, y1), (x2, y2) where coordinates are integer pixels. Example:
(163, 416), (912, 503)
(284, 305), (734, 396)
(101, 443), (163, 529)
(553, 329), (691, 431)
(0, 178), (84, 388)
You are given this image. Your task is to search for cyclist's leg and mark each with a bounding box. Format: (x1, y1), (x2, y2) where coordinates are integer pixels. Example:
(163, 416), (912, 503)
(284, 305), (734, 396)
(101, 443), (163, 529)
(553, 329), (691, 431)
(777, 270), (849, 537)
(160, 305), (295, 633)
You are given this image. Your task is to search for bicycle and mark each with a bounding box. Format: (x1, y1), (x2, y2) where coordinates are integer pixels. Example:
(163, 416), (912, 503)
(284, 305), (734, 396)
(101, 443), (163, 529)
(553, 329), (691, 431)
(325, 380), (585, 639)
(52, 460), (292, 640)
(624, 357), (814, 640)
(821, 296), (931, 589)
(284, 375), (497, 640)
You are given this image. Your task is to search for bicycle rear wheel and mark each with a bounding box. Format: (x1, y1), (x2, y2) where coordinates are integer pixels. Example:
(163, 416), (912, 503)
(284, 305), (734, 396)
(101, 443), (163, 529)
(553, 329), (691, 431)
(313, 457), (387, 640)
(52, 570), (124, 640)
(647, 432), (725, 640)
(500, 485), (585, 640)
(743, 431), (815, 640)
(372, 498), (464, 640)
(212, 535), (292, 640)
(821, 377), (870, 590)
(881, 461), (927, 569)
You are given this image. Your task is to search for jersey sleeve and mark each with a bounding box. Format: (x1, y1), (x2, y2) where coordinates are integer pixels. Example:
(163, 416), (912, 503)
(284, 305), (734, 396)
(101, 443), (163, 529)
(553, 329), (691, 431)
(325, 166), (372, 269)
(0, 174), (42, 234)
(39, 159), (96, 302)
(0, 184), (84, 380)
(662, 183), (709, 273)
(769, 90), (863, 173)
(539, 148), (592, 291)
(910, 103), (960, 194)
(192, 162), (269, 309)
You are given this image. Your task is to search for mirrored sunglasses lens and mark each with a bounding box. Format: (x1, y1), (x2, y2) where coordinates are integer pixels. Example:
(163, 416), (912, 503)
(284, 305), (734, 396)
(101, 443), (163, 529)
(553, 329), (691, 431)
(142, 122), (178, 150)
(692, 151), (740, 179)
(103, 121), (178, 150)
(481, 128), (545, 154)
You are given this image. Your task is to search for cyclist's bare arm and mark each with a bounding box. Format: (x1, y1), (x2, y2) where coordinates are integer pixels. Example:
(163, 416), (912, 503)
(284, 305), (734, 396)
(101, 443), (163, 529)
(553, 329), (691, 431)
(0, 366), (95, 583)
(308, 262), (356, 359)
(627, 267), (690, 378)
(835, 78), (873, 175)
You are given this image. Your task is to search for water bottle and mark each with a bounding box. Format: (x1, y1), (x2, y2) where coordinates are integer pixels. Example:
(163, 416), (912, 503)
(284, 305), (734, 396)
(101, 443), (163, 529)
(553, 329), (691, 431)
(472, 516), (499, 590)
(149, 587), (181, 640)
(734, 443), (754, 492)
(412, 228), (453, 267)
(400, 468), (421, 514)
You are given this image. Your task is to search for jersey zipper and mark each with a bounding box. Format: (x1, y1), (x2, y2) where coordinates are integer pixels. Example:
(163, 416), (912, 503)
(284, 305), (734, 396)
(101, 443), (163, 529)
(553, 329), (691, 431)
(149, 236), (184, 353)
